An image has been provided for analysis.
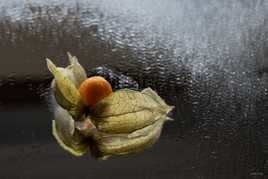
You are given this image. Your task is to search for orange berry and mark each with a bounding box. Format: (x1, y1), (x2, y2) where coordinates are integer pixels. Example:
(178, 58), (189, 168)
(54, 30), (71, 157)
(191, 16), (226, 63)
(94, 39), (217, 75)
(79, 76), (112, 106)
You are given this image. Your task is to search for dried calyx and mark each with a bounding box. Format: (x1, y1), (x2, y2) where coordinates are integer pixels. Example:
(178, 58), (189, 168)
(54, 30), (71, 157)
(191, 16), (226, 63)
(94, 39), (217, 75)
(46, 53), (174, 159)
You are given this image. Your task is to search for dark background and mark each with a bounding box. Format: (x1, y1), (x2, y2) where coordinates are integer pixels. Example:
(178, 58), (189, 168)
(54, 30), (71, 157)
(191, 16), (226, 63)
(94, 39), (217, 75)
(0, 0), (268, 178)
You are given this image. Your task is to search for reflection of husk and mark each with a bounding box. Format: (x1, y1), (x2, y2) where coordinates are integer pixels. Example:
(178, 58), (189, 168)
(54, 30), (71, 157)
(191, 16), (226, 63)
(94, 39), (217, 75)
(47, 54), (174, 159)
(94, 116), (167, 158)
(52, 106), (89, 156)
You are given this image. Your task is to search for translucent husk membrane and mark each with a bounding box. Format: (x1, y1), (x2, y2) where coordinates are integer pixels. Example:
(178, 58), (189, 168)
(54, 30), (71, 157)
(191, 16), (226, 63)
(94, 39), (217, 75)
(46, 53), (174, 160)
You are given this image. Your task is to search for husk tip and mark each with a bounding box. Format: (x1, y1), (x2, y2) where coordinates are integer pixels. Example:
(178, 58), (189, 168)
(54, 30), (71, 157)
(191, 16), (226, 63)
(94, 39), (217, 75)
(67, 52), (78, 65)
(46, 58), (57, 73)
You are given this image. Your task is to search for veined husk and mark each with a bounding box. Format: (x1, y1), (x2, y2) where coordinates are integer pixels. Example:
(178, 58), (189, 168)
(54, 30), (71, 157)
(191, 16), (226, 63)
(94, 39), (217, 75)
(91, 88), (174, 134)
(46, 54), (174, 159)
(88, 87), (173, 159)
(46, 53), (87, 119)
(93, 116), (169, 159)
(47, 53), (89, 156)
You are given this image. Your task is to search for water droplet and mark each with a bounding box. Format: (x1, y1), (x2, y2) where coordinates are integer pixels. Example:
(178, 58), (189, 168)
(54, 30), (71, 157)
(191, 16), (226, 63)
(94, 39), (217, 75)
(250, 172), (264, 176)
(204, 135), (211, 139)
(7, 73), (16, 86)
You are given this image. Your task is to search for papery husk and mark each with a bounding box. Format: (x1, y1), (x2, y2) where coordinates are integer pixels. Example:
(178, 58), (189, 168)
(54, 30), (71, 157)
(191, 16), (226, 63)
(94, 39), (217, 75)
(92, 116), (168, 159)
(91, 88), (174, 134)
(52, 106), (89, 156)
(46, 54), (175, 159)
(88, 87), (174, 159)
(46, 58), (85, 119)
(67, 52), (87, 87)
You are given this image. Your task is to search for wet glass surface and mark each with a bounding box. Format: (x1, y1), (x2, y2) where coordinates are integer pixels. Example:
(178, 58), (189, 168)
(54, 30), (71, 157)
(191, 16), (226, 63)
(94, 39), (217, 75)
(0, 0), (268, 178)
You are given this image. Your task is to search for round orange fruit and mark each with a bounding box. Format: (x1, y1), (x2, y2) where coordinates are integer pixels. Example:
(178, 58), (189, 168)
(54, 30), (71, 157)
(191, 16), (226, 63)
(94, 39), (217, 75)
(79, 76), (112, 106)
